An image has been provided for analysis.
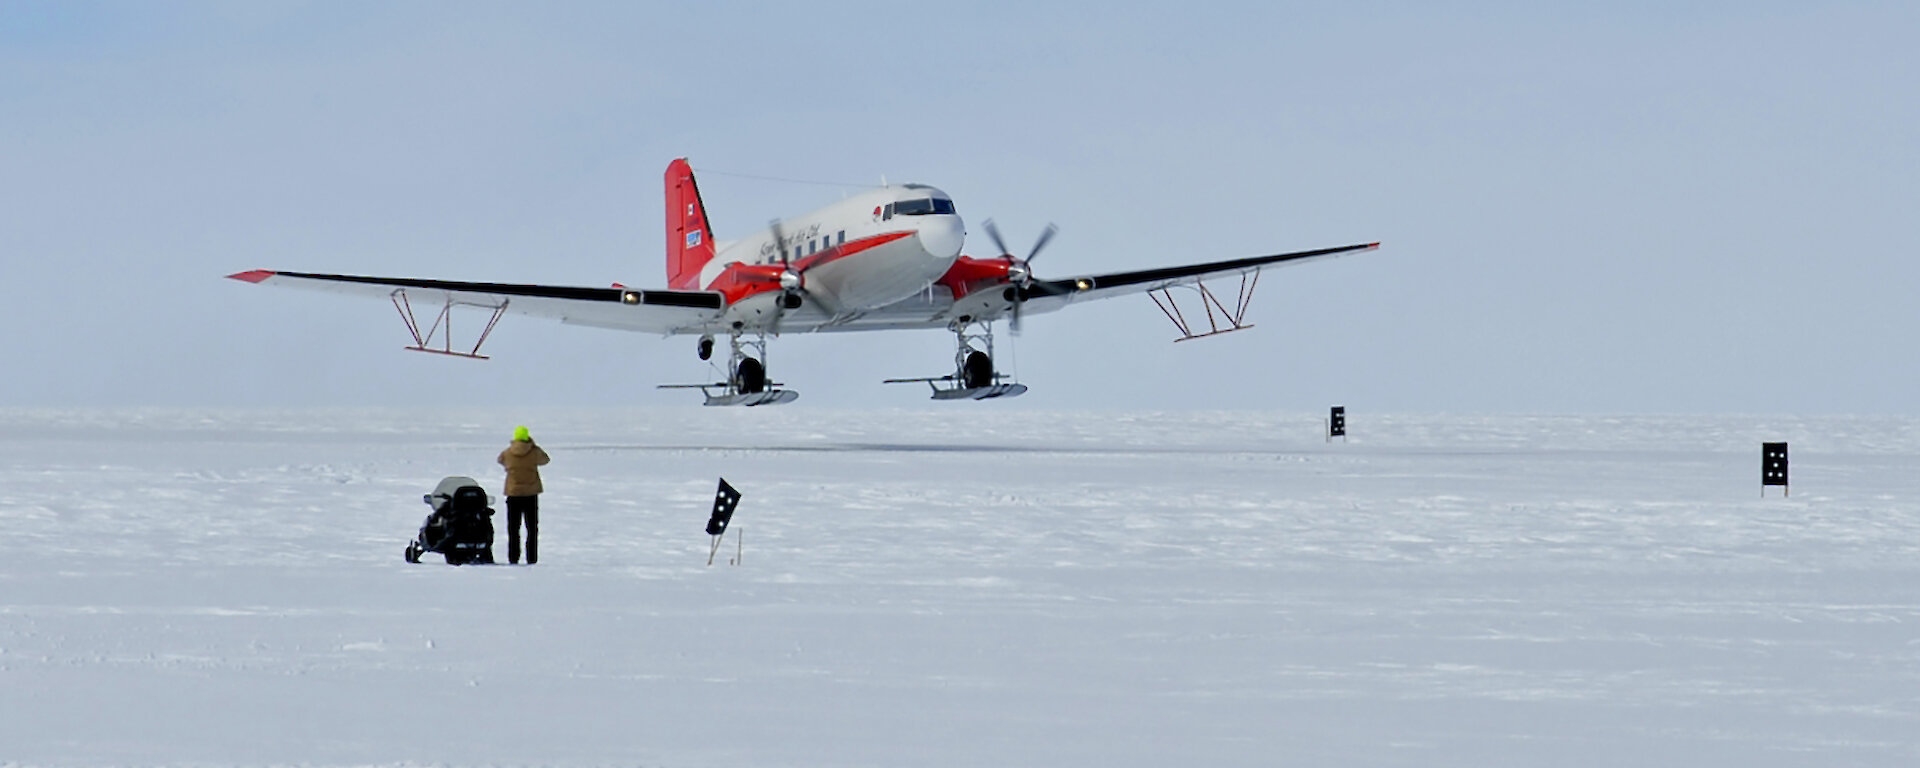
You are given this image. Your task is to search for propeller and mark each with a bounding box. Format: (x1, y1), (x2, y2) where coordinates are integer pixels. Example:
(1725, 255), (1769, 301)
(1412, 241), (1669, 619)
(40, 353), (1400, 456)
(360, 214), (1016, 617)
(770, 217), (794, 273)
(982, 219), (1058, 335)
(768, 217), (802, 333)
(765, 217), (839, 333)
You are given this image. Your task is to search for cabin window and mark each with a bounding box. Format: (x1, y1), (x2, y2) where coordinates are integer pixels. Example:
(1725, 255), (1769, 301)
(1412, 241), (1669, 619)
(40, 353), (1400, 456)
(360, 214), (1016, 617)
(883, 203), (894, 220)
(837, 230), (846, 246)
(809, 240), (818, 255)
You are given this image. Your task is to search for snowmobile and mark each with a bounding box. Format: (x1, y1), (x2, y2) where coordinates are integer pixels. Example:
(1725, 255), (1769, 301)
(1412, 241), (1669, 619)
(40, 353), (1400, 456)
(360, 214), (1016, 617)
(404, 476), (496, 565)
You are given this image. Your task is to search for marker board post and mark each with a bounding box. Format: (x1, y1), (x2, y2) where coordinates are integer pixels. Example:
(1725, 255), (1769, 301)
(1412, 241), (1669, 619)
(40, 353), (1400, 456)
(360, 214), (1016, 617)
(1327, 406), (1346, 443)
(1762, 443), (1789, 497)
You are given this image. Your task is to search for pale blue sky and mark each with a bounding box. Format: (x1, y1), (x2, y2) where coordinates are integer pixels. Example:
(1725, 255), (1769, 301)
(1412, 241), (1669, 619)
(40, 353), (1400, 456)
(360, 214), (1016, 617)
(3, 1), (1916, 412)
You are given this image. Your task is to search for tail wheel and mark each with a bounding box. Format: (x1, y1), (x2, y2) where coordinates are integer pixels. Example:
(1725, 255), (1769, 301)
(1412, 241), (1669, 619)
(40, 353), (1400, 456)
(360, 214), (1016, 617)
(734, 357), (768, 394)
(962, 350), (994, 390)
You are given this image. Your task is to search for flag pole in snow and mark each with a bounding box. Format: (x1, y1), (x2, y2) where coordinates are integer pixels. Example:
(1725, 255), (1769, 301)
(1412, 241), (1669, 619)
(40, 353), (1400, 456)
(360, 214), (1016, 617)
(706, 478), (743, 566)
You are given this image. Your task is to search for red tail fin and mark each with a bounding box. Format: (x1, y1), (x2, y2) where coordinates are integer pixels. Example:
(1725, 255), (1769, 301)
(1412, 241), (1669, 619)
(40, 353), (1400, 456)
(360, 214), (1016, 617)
(664, 158), (716, 290)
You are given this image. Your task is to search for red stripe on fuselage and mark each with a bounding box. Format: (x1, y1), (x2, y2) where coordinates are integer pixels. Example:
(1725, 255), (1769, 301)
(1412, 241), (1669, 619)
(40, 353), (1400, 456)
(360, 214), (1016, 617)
(790, 229), (915, 273)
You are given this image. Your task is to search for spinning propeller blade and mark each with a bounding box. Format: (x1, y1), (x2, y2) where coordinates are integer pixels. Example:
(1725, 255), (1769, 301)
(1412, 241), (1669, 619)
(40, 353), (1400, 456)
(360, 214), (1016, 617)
(770, 217), (789, 268)
(982, 221), (1056, 336)
(982, 218), (1011, 260)
(1026, 223), (1057, 265)
(769, 217), (803, 334)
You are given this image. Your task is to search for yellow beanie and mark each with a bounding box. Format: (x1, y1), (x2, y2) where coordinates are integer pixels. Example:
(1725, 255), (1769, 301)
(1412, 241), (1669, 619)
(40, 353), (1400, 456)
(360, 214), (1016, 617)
(513, 425), (531, 442)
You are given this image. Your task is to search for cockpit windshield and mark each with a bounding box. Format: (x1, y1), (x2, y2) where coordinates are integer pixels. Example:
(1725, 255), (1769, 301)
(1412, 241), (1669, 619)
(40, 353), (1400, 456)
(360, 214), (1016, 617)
(893, 198), (956, 216)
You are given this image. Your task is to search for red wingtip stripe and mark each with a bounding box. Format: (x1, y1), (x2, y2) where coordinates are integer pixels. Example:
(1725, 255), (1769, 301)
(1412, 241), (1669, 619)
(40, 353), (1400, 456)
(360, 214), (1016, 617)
(227, 270), (276, 283)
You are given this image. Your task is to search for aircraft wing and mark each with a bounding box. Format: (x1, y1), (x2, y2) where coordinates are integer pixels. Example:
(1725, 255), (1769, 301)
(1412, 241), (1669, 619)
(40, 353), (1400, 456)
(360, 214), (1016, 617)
(226, 241), (1378, 338)
(226, 270), (725, 335)
(1014, 241), (1379, 313)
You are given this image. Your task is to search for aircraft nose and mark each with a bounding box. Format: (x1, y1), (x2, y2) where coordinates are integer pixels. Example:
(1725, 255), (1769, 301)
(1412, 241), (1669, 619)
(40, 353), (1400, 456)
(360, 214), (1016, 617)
(919, 216), (965, 260)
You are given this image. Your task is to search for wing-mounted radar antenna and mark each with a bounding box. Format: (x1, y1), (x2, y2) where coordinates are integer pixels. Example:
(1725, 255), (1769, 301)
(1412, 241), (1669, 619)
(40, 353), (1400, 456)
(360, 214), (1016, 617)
(390, 289), (509, 359)
(1327, 406), (1347, 443)
(706, 478), (744, 566)
(1762, 442), (1789, 497)
(1149, 269), (1261, 342)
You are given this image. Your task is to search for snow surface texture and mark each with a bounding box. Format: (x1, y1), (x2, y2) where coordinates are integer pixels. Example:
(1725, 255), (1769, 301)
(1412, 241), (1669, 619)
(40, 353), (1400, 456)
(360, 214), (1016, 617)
(2, 408), (1917, 766)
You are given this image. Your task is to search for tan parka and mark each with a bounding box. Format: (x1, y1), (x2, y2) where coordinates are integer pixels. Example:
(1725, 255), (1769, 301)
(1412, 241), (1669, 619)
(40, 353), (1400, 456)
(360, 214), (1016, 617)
(497, 440), (550, 497)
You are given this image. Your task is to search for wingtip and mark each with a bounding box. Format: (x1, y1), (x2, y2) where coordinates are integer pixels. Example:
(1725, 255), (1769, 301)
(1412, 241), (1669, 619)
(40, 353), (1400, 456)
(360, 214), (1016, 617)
(227, 269), (276, 283)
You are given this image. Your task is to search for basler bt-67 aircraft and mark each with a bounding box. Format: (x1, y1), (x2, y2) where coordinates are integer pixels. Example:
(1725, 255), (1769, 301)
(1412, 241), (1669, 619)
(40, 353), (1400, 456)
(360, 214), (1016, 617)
(229, 158), (1378, 405)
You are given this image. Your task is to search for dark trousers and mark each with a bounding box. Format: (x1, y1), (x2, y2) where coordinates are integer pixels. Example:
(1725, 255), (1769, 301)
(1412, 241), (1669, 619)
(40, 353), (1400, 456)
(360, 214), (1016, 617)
(506, 495), (539, 564)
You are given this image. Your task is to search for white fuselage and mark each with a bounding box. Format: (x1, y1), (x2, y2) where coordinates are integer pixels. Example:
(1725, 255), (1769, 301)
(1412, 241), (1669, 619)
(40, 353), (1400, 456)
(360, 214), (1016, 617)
(700, 184), (966, 313)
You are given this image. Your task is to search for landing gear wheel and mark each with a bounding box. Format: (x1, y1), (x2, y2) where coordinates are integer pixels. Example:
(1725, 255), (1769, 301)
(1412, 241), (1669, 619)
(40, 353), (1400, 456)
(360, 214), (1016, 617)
(734, 357), (768, 394)
(962, 350), (994, 390)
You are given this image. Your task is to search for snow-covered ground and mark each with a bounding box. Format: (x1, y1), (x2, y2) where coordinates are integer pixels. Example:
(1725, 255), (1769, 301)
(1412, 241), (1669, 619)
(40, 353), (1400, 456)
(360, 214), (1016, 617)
(2, 408), (1917, 766)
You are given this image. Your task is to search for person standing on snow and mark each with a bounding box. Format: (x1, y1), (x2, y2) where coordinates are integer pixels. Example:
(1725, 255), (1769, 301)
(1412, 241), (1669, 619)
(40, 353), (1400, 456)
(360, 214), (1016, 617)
(497, 425), (550, 565)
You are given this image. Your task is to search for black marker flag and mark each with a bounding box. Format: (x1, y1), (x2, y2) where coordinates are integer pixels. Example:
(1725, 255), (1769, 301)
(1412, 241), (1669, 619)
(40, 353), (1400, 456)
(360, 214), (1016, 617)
(1762, 442), (1788, 496)
(707, 478), (742, 536)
